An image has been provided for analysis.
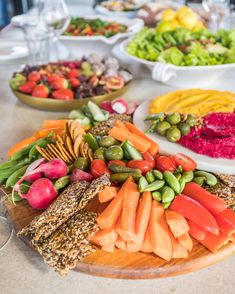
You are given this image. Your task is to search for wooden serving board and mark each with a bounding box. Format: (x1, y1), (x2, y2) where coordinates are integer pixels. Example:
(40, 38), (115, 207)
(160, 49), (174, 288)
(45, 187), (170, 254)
(4, 199), (235, 279)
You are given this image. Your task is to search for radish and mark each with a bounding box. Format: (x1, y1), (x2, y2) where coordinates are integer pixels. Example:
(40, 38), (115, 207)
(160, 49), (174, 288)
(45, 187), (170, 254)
(111, 99), (128, 114)
(24, 172), (42, 183)
(19, 178), (58, 210)
(126, 101), (138, 115)
(71, 168), (94, 182)
(100, 100), (114, 114)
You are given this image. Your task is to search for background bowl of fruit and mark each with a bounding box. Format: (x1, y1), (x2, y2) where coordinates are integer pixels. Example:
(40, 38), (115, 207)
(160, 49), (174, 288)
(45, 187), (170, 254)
(9, 54), (132, 111)
(59, 15), (143, 58)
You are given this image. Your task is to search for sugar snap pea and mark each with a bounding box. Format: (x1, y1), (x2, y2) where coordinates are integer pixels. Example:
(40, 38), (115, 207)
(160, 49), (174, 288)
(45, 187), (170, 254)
(181, 171), (194, 183)
(193, 176), (206, 186)
(163, 171), (180, 194)
(145, 171), (155, 183)
(153, 169), (163, 180)
(138, 176), (149, 193)
(162, 201), (171, 209)
(159, 186), (175, 203)
(179, 178), (186, 193)
(110, 172), (142, 182)
(0, 162), (29, 184)
(152, 191), (162, 201)
(5, 165), (28, 188)
(143, 180), (165, 192)
(194, 171), (217, 186)
(54, 175), (71, 190)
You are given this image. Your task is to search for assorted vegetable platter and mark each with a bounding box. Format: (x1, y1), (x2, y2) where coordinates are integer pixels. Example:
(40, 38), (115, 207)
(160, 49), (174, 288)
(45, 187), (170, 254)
(1, 99), (235, 277)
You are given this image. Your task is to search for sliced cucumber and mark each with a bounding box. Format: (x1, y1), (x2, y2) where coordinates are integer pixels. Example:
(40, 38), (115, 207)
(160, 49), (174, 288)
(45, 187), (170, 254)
(122, 140), (143, 160)
(88, 101), (106, 122)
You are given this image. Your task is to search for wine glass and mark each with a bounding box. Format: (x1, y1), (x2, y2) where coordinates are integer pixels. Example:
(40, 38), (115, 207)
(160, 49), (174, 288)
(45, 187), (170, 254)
(39, 0), (71, 60)
(0, 191), (13, 251)
(202, 0), (231, 32)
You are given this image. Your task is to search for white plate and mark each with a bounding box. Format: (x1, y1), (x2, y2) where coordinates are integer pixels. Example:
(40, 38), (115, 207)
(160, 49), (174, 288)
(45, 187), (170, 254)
(120, 39), (235, 88)
(59, 15), (144, 45)
(133, 100), (235, 175)
(0, 42), (28, 61)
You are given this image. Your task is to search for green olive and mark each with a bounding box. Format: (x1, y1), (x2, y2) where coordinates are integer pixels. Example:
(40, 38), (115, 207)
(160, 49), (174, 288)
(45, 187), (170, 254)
(94, 147), (106, 160)
(186, 114), (197, 127)
(105, 145), (123, 161)
(166, 113), (181, 125)
(98, 136), (117, 148)
(74, 157), (89, 171)
(155, 121), (171, 136)
(166, 127), (181, 142)
(178, 122), (191, 136)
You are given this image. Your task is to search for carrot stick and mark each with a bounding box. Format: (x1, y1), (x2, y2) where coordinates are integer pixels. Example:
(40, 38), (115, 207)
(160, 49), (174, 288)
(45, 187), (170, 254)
(109, 127), (151, 152)
(34, 127), (64, 139)
(115, 236), (127, 251)
(102, 243), (115, 253)
(97, 177), (133, 229)
(178, 232), (193, 252)
(7, 136), (37, 157)
(98, 186), (119, 203)
(141, 226), (152, 253)
(115, 120), (130, 131)
(125, 122), (159, 155)
(126, 191), (152, 252)
(42, 119), (68, 129)
(165, 210), (189, 238)
(169, 231), (188, 258)
(90, 226), (117, 247)
(120, 182), (140, 242)
(149, 201), (172, 261)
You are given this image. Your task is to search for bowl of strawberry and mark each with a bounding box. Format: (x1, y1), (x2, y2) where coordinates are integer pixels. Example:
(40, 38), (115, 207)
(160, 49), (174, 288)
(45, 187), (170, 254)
(9, 54), (132, 111)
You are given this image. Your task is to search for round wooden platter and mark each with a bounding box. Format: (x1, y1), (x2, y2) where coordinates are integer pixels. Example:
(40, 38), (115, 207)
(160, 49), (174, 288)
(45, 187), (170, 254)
(4, 198), (235, 279)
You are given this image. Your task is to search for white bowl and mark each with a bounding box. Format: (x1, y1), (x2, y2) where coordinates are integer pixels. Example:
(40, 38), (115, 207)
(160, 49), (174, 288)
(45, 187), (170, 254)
(59, 15), (144, 58)
(120, 39), (235, 88)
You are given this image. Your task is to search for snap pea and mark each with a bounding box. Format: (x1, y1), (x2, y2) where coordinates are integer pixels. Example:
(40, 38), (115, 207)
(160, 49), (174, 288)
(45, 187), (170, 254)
(85, 133), (99, 152)
(28, 138), (53, 159)
(194, 171), (217, 186)
(152, 191), (162, 201)
(163, 171), (180, 194)
(138, 176), (149, 193)
(193, 176), (206, 186)
(108, 164), (140, 174)
(0, 159), (20, 171)
(145, 120), (159, 134)
(174, 173), (181, 181)
(159, 186), (175, 203)
(110, 172), (142, 182)
(10, 139), (40, 161)
(162, 201), (171, 209)
(5, 165), (28, 188)
(144, 113), (165, 121)
(153, 169), (163, 180)
(179, 178), (186, 193)
(181, 171), (194, 183)
(145, 171), (155, 183)
(0, 162), (30, 184)
(54, 175), (70, 190)
(143, 180), (165, 192)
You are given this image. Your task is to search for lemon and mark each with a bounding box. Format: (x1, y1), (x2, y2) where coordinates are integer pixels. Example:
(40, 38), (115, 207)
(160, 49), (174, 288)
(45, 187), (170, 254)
(156, 21), (175, 33)
(193, 21), (205, 31)
(169, 19), (181, 29)
(162, 9), (177, 22)
(179, 12), (199, 30)
(176, 6), (192, 20)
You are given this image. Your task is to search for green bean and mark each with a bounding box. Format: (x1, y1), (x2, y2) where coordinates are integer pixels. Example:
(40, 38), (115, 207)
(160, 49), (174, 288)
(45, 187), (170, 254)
(5, 165), (28, 188)
(0, 162), (29, 184)
(28, 139), (50, 159)
(194, 171), (217, 186)
(144, 113), (165, 121)
(163, 171), (180, 194)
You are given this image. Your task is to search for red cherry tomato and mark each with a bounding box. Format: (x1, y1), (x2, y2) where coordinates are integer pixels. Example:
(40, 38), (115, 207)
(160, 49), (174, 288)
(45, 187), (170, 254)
(141, 151), (155, 168)
(91, 159), (110, 178)
(156, 156), (176, 173)
(108, 160), (126, 167)
(173, 153), (197, 171)
(127, 160), (152, 175)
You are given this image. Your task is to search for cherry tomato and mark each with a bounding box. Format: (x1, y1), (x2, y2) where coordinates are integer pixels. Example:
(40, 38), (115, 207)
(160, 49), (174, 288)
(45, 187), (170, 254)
(108, 160), (126, 167)
(141, 151), (155, 168)
(127, 160), (152, 175)
(91, 159), (110, 178)
(173, 153), (197, 171)
(156, 156), (176, 173)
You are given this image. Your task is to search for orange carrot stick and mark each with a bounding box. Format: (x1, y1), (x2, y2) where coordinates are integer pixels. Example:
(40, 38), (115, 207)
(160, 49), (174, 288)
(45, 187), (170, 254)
(141, 226), (152, 253)
(125, 122), (159, 155)
(90, 226), (117, 247)
(115, 236), (127, 251)
(7, 136), (37, 157)
(109, 127), (151, 152)
(34, 127), (64, 139)
(102, 243), (115, 253)
(149, 201), (172, 261)
(178, 232), (193, 252)
(98, 186), (119, 203)
(97, 177), (133, 229)
(115, 120), (130, 131)
(42, 119), (68, 129)
(165, 210), (189, 238)
(126, 191), (152, 252)
(169, 232), (188, 259)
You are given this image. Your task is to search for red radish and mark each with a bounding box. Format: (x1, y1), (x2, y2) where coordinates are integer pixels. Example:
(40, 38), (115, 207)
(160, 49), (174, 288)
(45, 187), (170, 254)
(71, 168), (94, 182)
(19, 178), (58, 210)
(126, 102), (138, 115)
(100, 100), (114, 113)
(111, 99), (128, 114)
(24, 172), (42, 183)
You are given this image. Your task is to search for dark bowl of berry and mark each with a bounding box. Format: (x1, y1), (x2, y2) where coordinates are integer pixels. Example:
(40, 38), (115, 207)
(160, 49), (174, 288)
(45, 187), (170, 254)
(9, 54), (133, 111)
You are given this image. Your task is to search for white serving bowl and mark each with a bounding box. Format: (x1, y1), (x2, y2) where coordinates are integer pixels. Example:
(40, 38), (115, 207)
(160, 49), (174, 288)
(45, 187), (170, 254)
(120, 39), (235, 88)
(59, 15), (144, 59)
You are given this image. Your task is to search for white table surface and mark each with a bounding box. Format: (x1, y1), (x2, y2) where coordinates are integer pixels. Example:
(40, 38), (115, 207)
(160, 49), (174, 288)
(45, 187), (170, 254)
(0, 5), (234, 294)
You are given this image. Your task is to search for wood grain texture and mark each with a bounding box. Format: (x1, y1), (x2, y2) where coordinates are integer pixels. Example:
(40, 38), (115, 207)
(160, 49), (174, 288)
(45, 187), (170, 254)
(4, 199), (235, 279)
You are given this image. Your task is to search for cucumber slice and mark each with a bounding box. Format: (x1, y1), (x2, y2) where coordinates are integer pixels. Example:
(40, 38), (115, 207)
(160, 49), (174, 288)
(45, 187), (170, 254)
(122, 140), (143, 160)
(87, 101), (106, 122)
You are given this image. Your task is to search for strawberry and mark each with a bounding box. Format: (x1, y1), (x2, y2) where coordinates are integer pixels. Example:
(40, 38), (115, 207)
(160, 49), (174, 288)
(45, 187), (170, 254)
(51, 78), (68, 90)
(48, 73), (60, 84)
(32, 84), (49, 98)
(52, 89), (74, 100)
(27, 71), (41, 82)
(18, 81), (36, 94)
(69, 78), (81, 88)
(67, 69), (79, 79)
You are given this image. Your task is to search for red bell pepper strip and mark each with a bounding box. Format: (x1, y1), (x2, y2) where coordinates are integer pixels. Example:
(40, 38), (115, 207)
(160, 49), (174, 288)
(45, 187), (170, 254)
(197, 231), (231, 253)
(219, 208), (235, 225)
(187, 219), (206, 240)
(213, 212), (235, 236)
(183, 182), (226, 214)
(170, 194), (219, 236)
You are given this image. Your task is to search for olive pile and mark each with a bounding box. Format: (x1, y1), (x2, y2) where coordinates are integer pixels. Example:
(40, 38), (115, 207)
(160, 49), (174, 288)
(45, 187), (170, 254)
(93, 136), (124, 161)
(145, 112), (201, 142)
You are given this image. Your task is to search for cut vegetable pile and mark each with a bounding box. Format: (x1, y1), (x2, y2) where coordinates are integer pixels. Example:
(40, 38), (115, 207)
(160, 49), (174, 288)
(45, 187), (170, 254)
(1, 100), (235, 276)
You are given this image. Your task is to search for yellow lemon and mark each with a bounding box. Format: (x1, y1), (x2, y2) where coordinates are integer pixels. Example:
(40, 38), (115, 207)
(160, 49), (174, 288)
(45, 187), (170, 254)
(193, 21), (205, 31)
(169, 19), (181, 29)
(156, 21), (175, 33)
(179, 12), (199, 30)
(162, 9), (177, 22)
(176, 6), (192, 20)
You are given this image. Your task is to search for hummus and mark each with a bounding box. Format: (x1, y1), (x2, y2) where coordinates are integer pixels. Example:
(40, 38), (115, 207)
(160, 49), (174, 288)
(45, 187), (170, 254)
(149, 89), (235, 117)
(179, 112), (235, 159)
